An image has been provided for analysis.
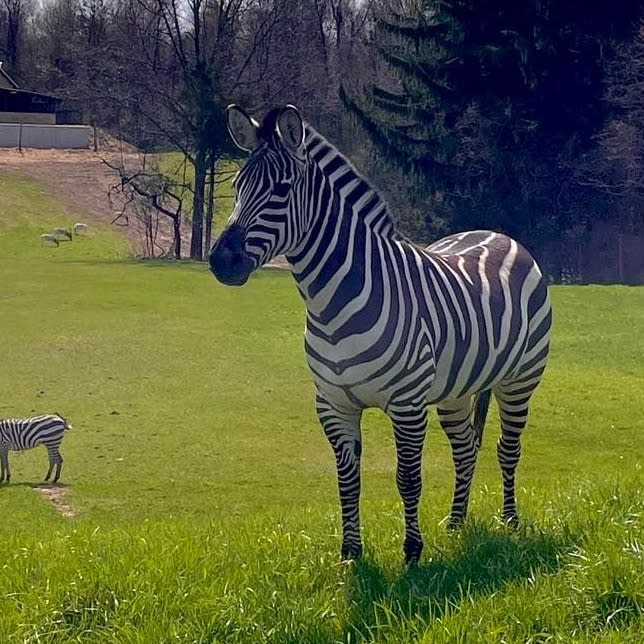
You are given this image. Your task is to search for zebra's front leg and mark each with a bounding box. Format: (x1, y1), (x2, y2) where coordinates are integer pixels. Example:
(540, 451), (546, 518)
(437, 398), (479, 529)
(389, 403), (428, 564)
(316, 394), (363, 560)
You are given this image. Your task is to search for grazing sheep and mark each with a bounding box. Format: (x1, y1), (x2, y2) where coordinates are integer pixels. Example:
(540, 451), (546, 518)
(40, 234), (59, 246)
(52, 227), (73, 241)
(73, 222), (88, 235)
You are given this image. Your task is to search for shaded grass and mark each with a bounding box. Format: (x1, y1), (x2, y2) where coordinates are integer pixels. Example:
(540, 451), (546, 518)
(0, 173), (643, 641)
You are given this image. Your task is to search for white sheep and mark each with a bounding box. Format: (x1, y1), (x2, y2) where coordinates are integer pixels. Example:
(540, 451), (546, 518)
(52, 227), (72, 241)
(73, 223), (88, 235)
(40, 234), (59, 247)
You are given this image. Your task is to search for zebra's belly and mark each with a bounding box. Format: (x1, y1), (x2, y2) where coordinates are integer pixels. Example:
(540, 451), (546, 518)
(304, 319), (438, 410)
(306, 349), (436, 410)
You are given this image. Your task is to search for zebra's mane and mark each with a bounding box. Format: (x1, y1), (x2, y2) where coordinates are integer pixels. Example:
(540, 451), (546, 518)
(256, 108), (400, 238)
(303, 123), (400, 237)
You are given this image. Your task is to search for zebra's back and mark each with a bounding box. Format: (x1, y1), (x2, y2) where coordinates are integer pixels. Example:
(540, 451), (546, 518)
(0, 414), (69, 451)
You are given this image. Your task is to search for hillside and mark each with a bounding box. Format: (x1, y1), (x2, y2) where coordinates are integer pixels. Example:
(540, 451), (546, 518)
(0, 147), (191, 257)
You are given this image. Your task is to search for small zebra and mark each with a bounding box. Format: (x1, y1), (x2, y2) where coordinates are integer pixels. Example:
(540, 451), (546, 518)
(0, 413), (72, 484)
(209, 105), (552, 563)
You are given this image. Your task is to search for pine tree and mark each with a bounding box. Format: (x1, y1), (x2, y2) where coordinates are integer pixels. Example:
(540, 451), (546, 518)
(342, 0), (641, 251)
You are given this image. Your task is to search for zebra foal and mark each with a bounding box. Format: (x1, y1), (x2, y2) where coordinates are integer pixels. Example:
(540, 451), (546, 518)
(0, 413), (72, 484)
(209, 105), (552, 564)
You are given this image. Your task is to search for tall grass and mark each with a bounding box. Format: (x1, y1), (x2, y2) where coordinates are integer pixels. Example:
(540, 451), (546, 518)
(0, 173), (642, 642)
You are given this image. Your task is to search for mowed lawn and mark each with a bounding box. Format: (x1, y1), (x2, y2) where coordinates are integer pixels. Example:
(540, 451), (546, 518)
(0, 173), (642, 642)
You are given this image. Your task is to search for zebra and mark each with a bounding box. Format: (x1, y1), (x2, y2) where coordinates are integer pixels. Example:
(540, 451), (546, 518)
(209, 104), (552, 564)
(0, 413), (72, 484)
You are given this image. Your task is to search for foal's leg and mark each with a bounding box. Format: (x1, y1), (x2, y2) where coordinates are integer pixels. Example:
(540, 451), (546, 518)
(0, 447), (9, 483)
(44, 445), (63, 483)
(316, 394), (363, 559)
(437, 397), (479, 529)
(388, 401), (428, 564)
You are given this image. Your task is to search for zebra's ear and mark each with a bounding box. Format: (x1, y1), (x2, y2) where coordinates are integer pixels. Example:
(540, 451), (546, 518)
(276, 105), (305, 155)
(227, 105), (259, 153)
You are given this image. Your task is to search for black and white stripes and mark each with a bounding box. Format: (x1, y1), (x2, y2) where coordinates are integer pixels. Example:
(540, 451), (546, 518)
(210, 105), (552, 563)
(0, 413), (71, 484)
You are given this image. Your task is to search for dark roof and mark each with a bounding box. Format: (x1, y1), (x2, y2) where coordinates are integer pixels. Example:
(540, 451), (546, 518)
(0, 87), (62, 113)
(0, 63), (19, 89)
(0, 86), (61, 102)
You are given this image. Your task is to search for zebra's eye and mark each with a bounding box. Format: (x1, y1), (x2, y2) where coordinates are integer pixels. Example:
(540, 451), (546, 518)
(273, 181), (291, 197)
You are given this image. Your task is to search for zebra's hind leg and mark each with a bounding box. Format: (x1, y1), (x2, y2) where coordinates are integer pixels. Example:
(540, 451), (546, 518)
(388, 402), (428, 564)
(44, 446), (63, 484)
(0, 448), (9, 483)
(493, 384), (534, 527)
(437, 397), (479, 530)
(316, 394), (364, 560)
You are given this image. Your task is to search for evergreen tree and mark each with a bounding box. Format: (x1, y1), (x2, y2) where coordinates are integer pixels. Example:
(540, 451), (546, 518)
(342, 0), (641, 255)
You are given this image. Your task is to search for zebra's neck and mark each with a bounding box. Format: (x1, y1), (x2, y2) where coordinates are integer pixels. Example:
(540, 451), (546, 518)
(286, 126), (398, 311)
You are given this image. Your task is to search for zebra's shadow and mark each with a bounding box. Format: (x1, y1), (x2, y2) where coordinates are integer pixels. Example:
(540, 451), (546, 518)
(0, 481), (70, 491)
(344, 521), (575, 638)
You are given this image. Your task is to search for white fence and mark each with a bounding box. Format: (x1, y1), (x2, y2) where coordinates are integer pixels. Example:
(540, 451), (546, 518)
(0, 123), (90, 149)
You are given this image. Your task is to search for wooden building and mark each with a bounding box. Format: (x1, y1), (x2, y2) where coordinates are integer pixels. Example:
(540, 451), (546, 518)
(0, 62), (61, 125)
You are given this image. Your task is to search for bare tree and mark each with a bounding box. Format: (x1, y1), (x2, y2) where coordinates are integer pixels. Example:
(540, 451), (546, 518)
(1, 0), (30, 72)
(105, 156), (187, 258)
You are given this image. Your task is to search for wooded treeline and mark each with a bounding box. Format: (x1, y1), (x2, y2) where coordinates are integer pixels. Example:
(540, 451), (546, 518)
(1, 0), (643, 281)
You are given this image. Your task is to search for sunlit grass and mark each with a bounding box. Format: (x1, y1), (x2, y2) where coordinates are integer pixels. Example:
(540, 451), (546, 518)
(0, 173), (130, 261)
(0, 173), (642, 641)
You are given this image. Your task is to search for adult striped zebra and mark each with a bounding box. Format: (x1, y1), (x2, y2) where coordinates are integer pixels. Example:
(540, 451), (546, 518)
(209, 105), (552, 563)
(0, 413), (72, 484)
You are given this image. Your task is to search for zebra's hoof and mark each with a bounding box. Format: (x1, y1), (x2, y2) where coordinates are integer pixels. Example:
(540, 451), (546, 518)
(403, 538), (423, 565)
(502, 514), (520, 529)
(446, 517), (465, 531)
(341, 542), (363, 561)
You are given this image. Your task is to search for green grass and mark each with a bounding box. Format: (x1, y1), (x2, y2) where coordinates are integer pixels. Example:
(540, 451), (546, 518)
(0, 173), (130, 261)
(0, 173), (642, 642)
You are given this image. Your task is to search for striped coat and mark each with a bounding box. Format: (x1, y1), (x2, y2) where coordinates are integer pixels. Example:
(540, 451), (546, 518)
(0, 414), (71, 484)
(209, 104), (551, 563)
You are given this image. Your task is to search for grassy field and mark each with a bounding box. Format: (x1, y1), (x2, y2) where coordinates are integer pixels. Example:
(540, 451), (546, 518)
(0, 172), (642, 642)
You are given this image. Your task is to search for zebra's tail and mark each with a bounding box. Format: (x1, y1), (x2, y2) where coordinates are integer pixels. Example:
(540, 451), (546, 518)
(55, 412), (72, 430)
(472, 390), (492, 451)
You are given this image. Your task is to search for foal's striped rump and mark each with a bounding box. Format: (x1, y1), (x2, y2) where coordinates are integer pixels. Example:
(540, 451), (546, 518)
(0, 414), (71, 483)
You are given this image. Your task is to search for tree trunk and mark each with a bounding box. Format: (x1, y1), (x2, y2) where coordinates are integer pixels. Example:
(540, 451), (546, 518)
(190, 148), (207, 260)
(204, 156), (216, 254)
(173, 214), (182, 260)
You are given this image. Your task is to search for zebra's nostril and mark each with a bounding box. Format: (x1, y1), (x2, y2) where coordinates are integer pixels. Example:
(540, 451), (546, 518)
(209, 231), (254, 286)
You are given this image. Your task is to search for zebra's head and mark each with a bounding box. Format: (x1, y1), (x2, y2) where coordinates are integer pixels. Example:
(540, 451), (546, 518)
(209, 104), (307, 286)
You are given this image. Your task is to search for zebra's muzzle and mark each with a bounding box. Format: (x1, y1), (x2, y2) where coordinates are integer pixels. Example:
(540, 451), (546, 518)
(209, 227), (255, 286)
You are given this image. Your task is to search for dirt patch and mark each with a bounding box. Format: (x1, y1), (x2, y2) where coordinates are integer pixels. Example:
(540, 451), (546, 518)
(0, 144), (291, 266)
(35, 485), (76, 518)
(0, 147), (187, 256)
